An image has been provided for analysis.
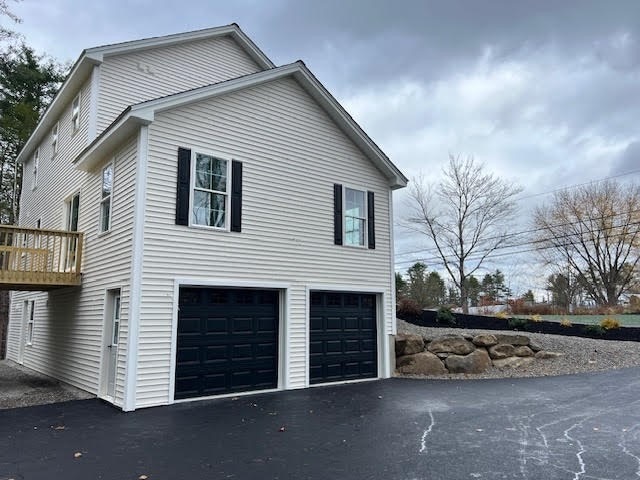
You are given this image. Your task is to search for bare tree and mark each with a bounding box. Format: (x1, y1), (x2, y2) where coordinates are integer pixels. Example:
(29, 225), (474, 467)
(407, 155), (522, 313)
(533, 180), (640, 307)
(0, 0), (21, 42)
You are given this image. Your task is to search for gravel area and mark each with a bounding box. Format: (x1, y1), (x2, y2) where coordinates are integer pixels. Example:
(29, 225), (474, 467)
(397, 318), (640, 379)
(0, 359), (93, 409)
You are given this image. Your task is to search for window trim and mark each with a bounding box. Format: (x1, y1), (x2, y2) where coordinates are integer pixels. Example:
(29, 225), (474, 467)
(71, 93), (81, 133)
(26, 300), (35, 346)
(99, 161), (114, 234)
(51, 122), (59, 159)
(188, 149), (232, 231)
(342, 185), (368, 248)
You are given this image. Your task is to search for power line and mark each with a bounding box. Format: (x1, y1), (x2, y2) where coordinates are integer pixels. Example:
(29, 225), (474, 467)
(395, 219), (640, 269)
(395, 207), (640, 257)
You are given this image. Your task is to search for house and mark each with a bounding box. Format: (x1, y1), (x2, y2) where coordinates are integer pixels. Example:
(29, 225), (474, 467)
(3, 24), (407, 411)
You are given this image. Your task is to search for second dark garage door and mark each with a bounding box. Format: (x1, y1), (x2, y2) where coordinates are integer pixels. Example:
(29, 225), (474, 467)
(175, 287), (279, 400)
(309, 291), (378, 384)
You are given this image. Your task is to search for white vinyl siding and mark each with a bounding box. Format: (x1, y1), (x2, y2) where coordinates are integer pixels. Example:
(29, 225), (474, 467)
(137, 77), (393, 408)
(6, 134), (137, 408)
(97, 36), (262, 134)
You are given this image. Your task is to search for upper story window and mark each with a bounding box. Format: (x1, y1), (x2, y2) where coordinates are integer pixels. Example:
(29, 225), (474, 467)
(176, 147), (243, 232)
(100, 163), (114, 232)
(72, 94), (80, 132)
(192, 152), (229, 229)
(51, 122), (59, 158)
(333, 184), (375, 249)
(32, 148), (39, 190)
(344, 187), (366, 246)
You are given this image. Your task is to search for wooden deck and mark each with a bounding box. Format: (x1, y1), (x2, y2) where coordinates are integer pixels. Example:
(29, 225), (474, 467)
(0, 225), (83, 290)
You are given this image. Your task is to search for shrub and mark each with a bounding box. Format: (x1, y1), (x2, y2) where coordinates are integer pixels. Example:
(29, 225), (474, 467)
(560, 318), (572, 328)
(508, 318), (528, 330)
(530, 314), (543, 323)
(585, 324), (605, 336)
(397, 298), (422, 317)
(600, 317), (621, 330)
(436, 306), (456, 325)
(495, 311), (509, 320)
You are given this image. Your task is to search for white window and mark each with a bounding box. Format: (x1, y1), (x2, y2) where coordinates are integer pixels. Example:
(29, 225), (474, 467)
(72, 94), (80, 132)
(344, 187), (367, 247)
(100, 163), (113, 232)
(32, 148), (39, 190)
(26, 300), (35, 345)
(51, 122), (59, 157)
(191, 152), (229, 228)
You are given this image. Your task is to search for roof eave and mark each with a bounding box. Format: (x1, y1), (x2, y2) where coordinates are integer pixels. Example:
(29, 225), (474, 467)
(16, 54), (100, 164)
(74, 111), (151, 171)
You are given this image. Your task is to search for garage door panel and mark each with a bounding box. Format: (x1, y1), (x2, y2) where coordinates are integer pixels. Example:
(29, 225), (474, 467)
(309, 291), (377, 384)
(175, 287), (279, 400)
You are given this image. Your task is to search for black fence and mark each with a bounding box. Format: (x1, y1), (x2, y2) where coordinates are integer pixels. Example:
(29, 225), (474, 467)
(399, 309), (640, 342)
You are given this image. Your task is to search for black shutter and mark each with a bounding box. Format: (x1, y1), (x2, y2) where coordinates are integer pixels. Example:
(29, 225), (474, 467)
(334, 184), (343, 245)
(367, 191), (375, 249)
(230, 160), (243, 232)
(176, 147), (191, 226)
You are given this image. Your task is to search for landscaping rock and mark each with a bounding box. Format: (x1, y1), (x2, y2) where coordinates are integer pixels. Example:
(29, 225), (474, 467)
(427, 335), (475, 355)
(445, 349), (492, 374)
(472, 334), (498, 347)
(528, 340), (543, 352)
(495, 334), (530, 346)
(488, 344), (516, 359)
(396, 352), (448, 375)
(493, 357), (535, 369)
(535, 351), (564, 359)
(514, 346), (534, 357)
(395, 334), (425, 357)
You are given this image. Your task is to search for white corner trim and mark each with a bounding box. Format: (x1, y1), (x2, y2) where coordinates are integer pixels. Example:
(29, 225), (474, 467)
(123, 125), (149, 412)
(87, 64), (101, 141)
(389, 190), (397, 336)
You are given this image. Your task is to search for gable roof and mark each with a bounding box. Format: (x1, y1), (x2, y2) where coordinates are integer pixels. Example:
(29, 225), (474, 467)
(17, 24), (274, 165)
(75, 61), (408, 189)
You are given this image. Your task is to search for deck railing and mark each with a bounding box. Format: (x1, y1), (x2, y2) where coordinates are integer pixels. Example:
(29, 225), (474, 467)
(0, 225), (83, 289)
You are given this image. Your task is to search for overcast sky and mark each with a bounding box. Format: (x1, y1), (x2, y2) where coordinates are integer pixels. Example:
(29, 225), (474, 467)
(7, 0), (640, 295)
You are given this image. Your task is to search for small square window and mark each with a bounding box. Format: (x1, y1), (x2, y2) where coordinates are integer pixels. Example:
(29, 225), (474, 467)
(72, 94), (80, 132)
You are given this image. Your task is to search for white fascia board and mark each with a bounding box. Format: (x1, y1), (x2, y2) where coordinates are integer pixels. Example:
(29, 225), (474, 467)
(86, 24), (274, 69)
(17, 55), (100, 164)
(75, 61), (408, 188)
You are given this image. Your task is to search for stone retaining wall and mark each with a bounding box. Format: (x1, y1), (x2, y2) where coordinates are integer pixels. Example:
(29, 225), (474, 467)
(395, 333), (562, 375)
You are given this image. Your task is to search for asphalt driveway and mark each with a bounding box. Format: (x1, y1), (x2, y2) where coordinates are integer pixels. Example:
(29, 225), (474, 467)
(2, 368), (640, 480)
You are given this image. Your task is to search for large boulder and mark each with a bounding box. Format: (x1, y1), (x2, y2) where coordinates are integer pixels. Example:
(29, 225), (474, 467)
(396, 352), (448, 375)
(427, 335), (476, 355)
(528, 340), (543, 352)
(495, 334), (530, 346)
(445, 349), (492, 374)
(514, 346), (534, 357)
(493, 357), (535, 369)
(395, 334), (425, 356)
(488, 344), (516, 359)
(472, 334), (498, 347)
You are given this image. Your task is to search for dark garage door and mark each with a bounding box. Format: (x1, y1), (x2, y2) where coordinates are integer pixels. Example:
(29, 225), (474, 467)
(309, 291), (377, 384)
(175, 287), (279, 400)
